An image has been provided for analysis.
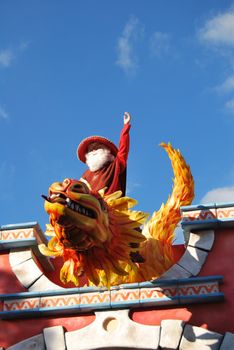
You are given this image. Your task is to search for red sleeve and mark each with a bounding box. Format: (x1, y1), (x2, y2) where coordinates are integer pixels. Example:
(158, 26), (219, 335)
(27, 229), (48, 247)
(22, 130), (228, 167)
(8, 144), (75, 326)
(117, 123), (131, 171)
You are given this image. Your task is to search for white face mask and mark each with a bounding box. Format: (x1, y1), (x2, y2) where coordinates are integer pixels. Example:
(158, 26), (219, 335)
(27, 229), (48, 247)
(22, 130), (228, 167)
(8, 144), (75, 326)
(85, 148), (115, 172)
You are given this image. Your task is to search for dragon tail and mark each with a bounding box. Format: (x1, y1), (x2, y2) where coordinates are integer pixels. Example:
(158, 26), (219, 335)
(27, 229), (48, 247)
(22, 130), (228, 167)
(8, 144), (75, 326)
(139, 143), (194, 280)
(144, 142), (194, 243)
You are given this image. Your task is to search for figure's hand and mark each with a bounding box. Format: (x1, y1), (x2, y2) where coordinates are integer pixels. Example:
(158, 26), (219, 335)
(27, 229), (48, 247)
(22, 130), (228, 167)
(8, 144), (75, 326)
(124, 112), (131, 125)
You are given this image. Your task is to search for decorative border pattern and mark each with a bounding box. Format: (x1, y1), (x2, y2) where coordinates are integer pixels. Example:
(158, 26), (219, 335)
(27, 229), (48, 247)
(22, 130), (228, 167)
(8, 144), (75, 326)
(0, 276), (224, 319)
(0, 222), (48, 251)
(182, 208), (216, 222)
(1, 228), (34, 240)
(181, 202), (234, 230)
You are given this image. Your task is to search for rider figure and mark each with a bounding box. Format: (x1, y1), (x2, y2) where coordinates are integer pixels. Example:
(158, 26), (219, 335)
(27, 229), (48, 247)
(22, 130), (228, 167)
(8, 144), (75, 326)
(77, 112), (131, 196)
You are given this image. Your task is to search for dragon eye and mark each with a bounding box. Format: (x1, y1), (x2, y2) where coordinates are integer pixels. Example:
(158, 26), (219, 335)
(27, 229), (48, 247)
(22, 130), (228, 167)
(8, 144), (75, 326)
(71, 183), (86, 193)
(73, 184), (82, 189)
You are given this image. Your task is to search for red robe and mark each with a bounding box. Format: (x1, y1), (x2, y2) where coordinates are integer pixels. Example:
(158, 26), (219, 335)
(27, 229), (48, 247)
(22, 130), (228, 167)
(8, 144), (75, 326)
(81, 123), (130, 196)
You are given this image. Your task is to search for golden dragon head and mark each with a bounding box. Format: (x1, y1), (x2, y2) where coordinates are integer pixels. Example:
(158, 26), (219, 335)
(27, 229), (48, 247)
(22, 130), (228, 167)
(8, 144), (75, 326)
(40, 178), (149, 286)
(43, 178), (111, 250)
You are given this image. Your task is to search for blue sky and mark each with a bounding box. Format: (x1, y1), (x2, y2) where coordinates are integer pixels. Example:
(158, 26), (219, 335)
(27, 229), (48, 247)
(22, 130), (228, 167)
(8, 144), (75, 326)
(1, 1), (234, 242)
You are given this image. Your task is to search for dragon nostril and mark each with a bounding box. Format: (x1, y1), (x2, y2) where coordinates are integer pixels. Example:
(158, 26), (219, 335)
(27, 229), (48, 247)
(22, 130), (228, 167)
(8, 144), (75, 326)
(62, 178), (72, 191)
(63, 178), (71, 185)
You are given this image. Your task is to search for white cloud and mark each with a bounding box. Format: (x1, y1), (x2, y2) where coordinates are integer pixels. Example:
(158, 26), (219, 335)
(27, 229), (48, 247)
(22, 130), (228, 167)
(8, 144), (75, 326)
(215, 75), (234, 94)
(0, 105), (8, 120)
(150, 31), (170, 57)
(199, 9), (234, 46)
(116, 15), (143, 75)
(200, 186), (234, 204)
(198, 9), (234, 114)
(0, 42), (30, 68)
(0, 49), (14, 67)
(225, 97), (234, 113)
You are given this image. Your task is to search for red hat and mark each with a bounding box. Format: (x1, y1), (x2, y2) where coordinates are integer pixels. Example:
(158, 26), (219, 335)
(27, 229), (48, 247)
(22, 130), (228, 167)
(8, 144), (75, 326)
(77, 136), (118, 163)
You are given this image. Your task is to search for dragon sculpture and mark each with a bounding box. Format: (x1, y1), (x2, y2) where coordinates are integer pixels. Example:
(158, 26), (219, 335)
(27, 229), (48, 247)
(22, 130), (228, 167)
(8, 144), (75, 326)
(39, 143), (194, 287)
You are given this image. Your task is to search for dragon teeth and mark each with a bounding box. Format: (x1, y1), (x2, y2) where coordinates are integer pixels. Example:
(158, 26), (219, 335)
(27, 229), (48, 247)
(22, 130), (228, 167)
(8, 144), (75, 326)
(50, 193), (60, 199)
(66, 199), (94, 218)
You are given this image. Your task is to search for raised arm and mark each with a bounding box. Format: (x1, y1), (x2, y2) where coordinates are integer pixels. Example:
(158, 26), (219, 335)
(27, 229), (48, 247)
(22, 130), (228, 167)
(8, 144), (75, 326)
(117, 112), (131, 170)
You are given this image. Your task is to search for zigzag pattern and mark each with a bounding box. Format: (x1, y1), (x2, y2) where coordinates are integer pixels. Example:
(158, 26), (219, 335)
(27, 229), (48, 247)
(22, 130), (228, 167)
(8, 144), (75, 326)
(217, 208), (234, 219)
(182, 207), (234, 222)
(140, 287), (177, 300)
(179, 283), (219, 296)
(1, 229), (34, 240)
(4, 298), (40, 311)
(182, 209), (216, 222)
(111, 290), (139, 302)
(41, 295), (80, 308)
(80, 292), (110, 305)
